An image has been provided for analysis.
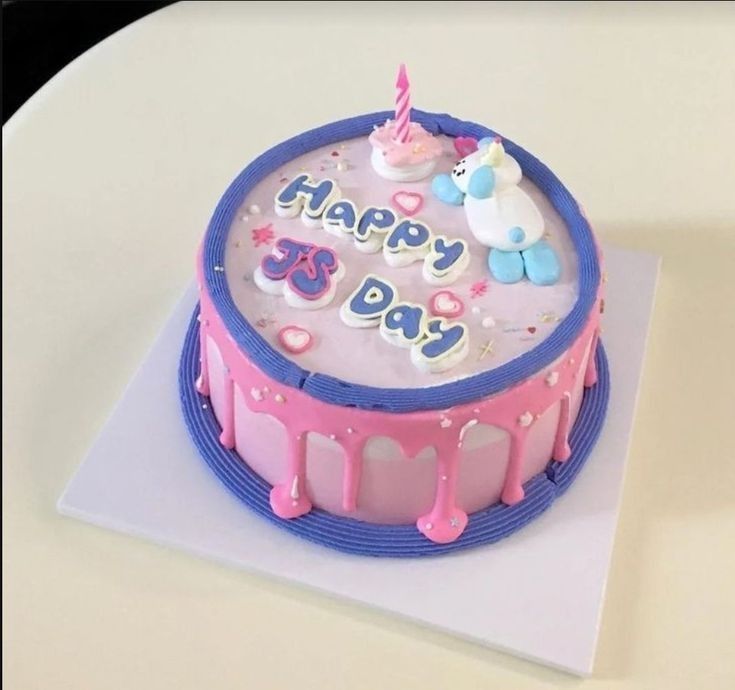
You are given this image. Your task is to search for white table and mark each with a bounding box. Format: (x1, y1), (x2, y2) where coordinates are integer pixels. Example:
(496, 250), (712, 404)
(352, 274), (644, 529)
(4, 2), (735, 688)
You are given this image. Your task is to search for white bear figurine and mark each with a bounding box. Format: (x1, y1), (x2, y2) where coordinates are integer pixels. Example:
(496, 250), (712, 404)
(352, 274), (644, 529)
(431, 137), (560, 285)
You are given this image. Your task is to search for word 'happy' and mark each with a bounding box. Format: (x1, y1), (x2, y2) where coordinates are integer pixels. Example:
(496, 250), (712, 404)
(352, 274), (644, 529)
(275, 174), (470, 286)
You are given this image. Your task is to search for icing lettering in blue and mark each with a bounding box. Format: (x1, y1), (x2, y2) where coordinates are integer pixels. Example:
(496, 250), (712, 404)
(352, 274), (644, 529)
(261, 238), (314, 280)
(341, 275), (397, 325)
(287, 247), (339, 300)
(354, 207), (396, 249)
(323, 199), (358, 236)
(382, 303), (427, 345)
(385, 220), (432, 252)
(418, 319), (467, 361)
(276, 174), (337, 220)
(428, 236), (467, 272)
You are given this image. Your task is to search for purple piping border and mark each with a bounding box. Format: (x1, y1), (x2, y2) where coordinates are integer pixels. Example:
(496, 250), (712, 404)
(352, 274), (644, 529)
(180, 308), (610, 558)
(202, 110), (600, 412)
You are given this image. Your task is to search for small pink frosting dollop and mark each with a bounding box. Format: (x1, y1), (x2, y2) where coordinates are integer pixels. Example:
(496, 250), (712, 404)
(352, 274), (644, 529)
(369, 120), (443, 168)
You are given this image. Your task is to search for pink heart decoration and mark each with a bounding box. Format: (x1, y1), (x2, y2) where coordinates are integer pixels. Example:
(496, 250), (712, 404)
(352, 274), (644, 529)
(278, 325), (313, 354)
(454, 136), (478, 158)
(391, 190), (424, 217)
(429, 290), (465, 318)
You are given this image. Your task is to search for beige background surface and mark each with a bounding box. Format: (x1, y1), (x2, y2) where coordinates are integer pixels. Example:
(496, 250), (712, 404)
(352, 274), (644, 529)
(3, 2), (735, 688)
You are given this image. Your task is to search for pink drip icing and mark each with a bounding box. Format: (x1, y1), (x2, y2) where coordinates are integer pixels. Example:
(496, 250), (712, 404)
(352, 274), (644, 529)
(270, 432), (312, 518)
(585, 329), (600, 387)
(219, 373), (235, 449)
(196, 249), (602, 544)
(417, 443), (468, 543)
(553, 392), (572, 462)
(501, 433), (527, 505)
(341, 439), (366, 512)
(195, 316), (210, 395)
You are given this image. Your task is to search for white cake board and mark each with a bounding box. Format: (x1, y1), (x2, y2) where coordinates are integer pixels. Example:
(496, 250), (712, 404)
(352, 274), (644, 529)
(58, 245), (659, 676)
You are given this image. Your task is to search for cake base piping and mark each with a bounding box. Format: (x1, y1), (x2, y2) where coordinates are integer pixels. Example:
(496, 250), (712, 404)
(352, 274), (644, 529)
(179, 308), (610, 558)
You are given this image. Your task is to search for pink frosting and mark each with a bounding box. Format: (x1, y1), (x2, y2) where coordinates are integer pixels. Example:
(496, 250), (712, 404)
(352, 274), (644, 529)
(369, 120), (444, 167)
(196, 240), (602, 544)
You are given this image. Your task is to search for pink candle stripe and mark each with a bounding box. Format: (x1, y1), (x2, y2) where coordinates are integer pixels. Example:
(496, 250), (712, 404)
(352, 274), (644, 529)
(394, 63), (411, 144)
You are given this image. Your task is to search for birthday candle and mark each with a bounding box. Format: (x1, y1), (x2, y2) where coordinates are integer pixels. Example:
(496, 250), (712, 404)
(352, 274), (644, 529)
(394, 63), (411, 144)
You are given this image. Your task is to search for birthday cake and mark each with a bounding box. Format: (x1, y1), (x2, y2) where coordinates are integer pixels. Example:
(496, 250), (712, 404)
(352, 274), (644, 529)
(181, 66), (608, 556)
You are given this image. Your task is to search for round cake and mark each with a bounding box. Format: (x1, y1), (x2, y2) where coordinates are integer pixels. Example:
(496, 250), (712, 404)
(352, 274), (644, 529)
(182, 75), (606, 556)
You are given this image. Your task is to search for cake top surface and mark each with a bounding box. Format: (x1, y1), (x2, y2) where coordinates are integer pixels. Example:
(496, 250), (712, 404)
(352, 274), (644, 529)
(221, 134), (579, 389)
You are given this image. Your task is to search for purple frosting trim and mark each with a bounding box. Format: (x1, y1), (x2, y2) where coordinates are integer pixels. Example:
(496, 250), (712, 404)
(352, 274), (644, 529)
(202, 110), (600, 412)
(179, 308), (610, 557)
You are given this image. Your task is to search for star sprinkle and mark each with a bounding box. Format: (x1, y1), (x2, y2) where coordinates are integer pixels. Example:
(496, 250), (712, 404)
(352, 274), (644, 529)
(449, 516), (460, 528)
(470, 279), (488, 298)
(478, 339), (495, 360)
(439, 415), (452, 429)
(251, 223), (275, 247)
(539, 311), (560, 323)
(255, 313), (276, 329)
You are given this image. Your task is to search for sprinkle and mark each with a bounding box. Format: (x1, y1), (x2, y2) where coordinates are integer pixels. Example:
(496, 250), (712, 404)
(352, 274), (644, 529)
(336, 160), (349, 172)
(329, 433), (337, 440)
(213, 265), (225, 272)
(539, 311), (560, 323)
(471, 306), (481, 315)
(473, 408), (480, 414)
(263, 386), (270, 393)
(441, 475), (448, 481)
(331, 151), (339, 157)
(275, 393), (286, 403)
(250, 387), (264, 401)
(449, 516), (460, 528)
(247, 204), (261, 215)
(569, 358), (575, 366)
(346, 427), (355, 434)
(470, 279), (489, 299)
(481, 316), (495, 328)
(425, 522), (433, 530)
(241, 215), (249, 222)
(478, 339), (495, 360)
(251, 223), (275, 247)
(545, 371), (560, 387)
(518, 411), (534, 427)
(439, 416), (452, 429)
(202, 404), (208, 409)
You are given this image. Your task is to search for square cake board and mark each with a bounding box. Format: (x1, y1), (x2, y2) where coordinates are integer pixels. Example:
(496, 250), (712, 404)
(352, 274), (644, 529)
(58, 245), (660, 676)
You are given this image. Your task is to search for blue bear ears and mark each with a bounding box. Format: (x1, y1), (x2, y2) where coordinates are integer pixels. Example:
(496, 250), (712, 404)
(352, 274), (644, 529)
(467, 165), (495, 199)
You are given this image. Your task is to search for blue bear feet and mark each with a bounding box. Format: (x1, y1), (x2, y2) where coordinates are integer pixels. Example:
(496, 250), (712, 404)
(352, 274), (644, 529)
(488, 240), (561, 286)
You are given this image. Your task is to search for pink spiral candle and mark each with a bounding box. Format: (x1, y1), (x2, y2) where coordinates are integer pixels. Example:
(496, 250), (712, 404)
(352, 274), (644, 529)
(394, 63), (411, 144)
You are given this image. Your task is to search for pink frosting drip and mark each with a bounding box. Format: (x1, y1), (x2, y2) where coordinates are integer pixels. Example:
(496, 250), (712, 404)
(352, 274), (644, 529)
(368, 120), (443, 167)
(196, 242), (603, 544)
